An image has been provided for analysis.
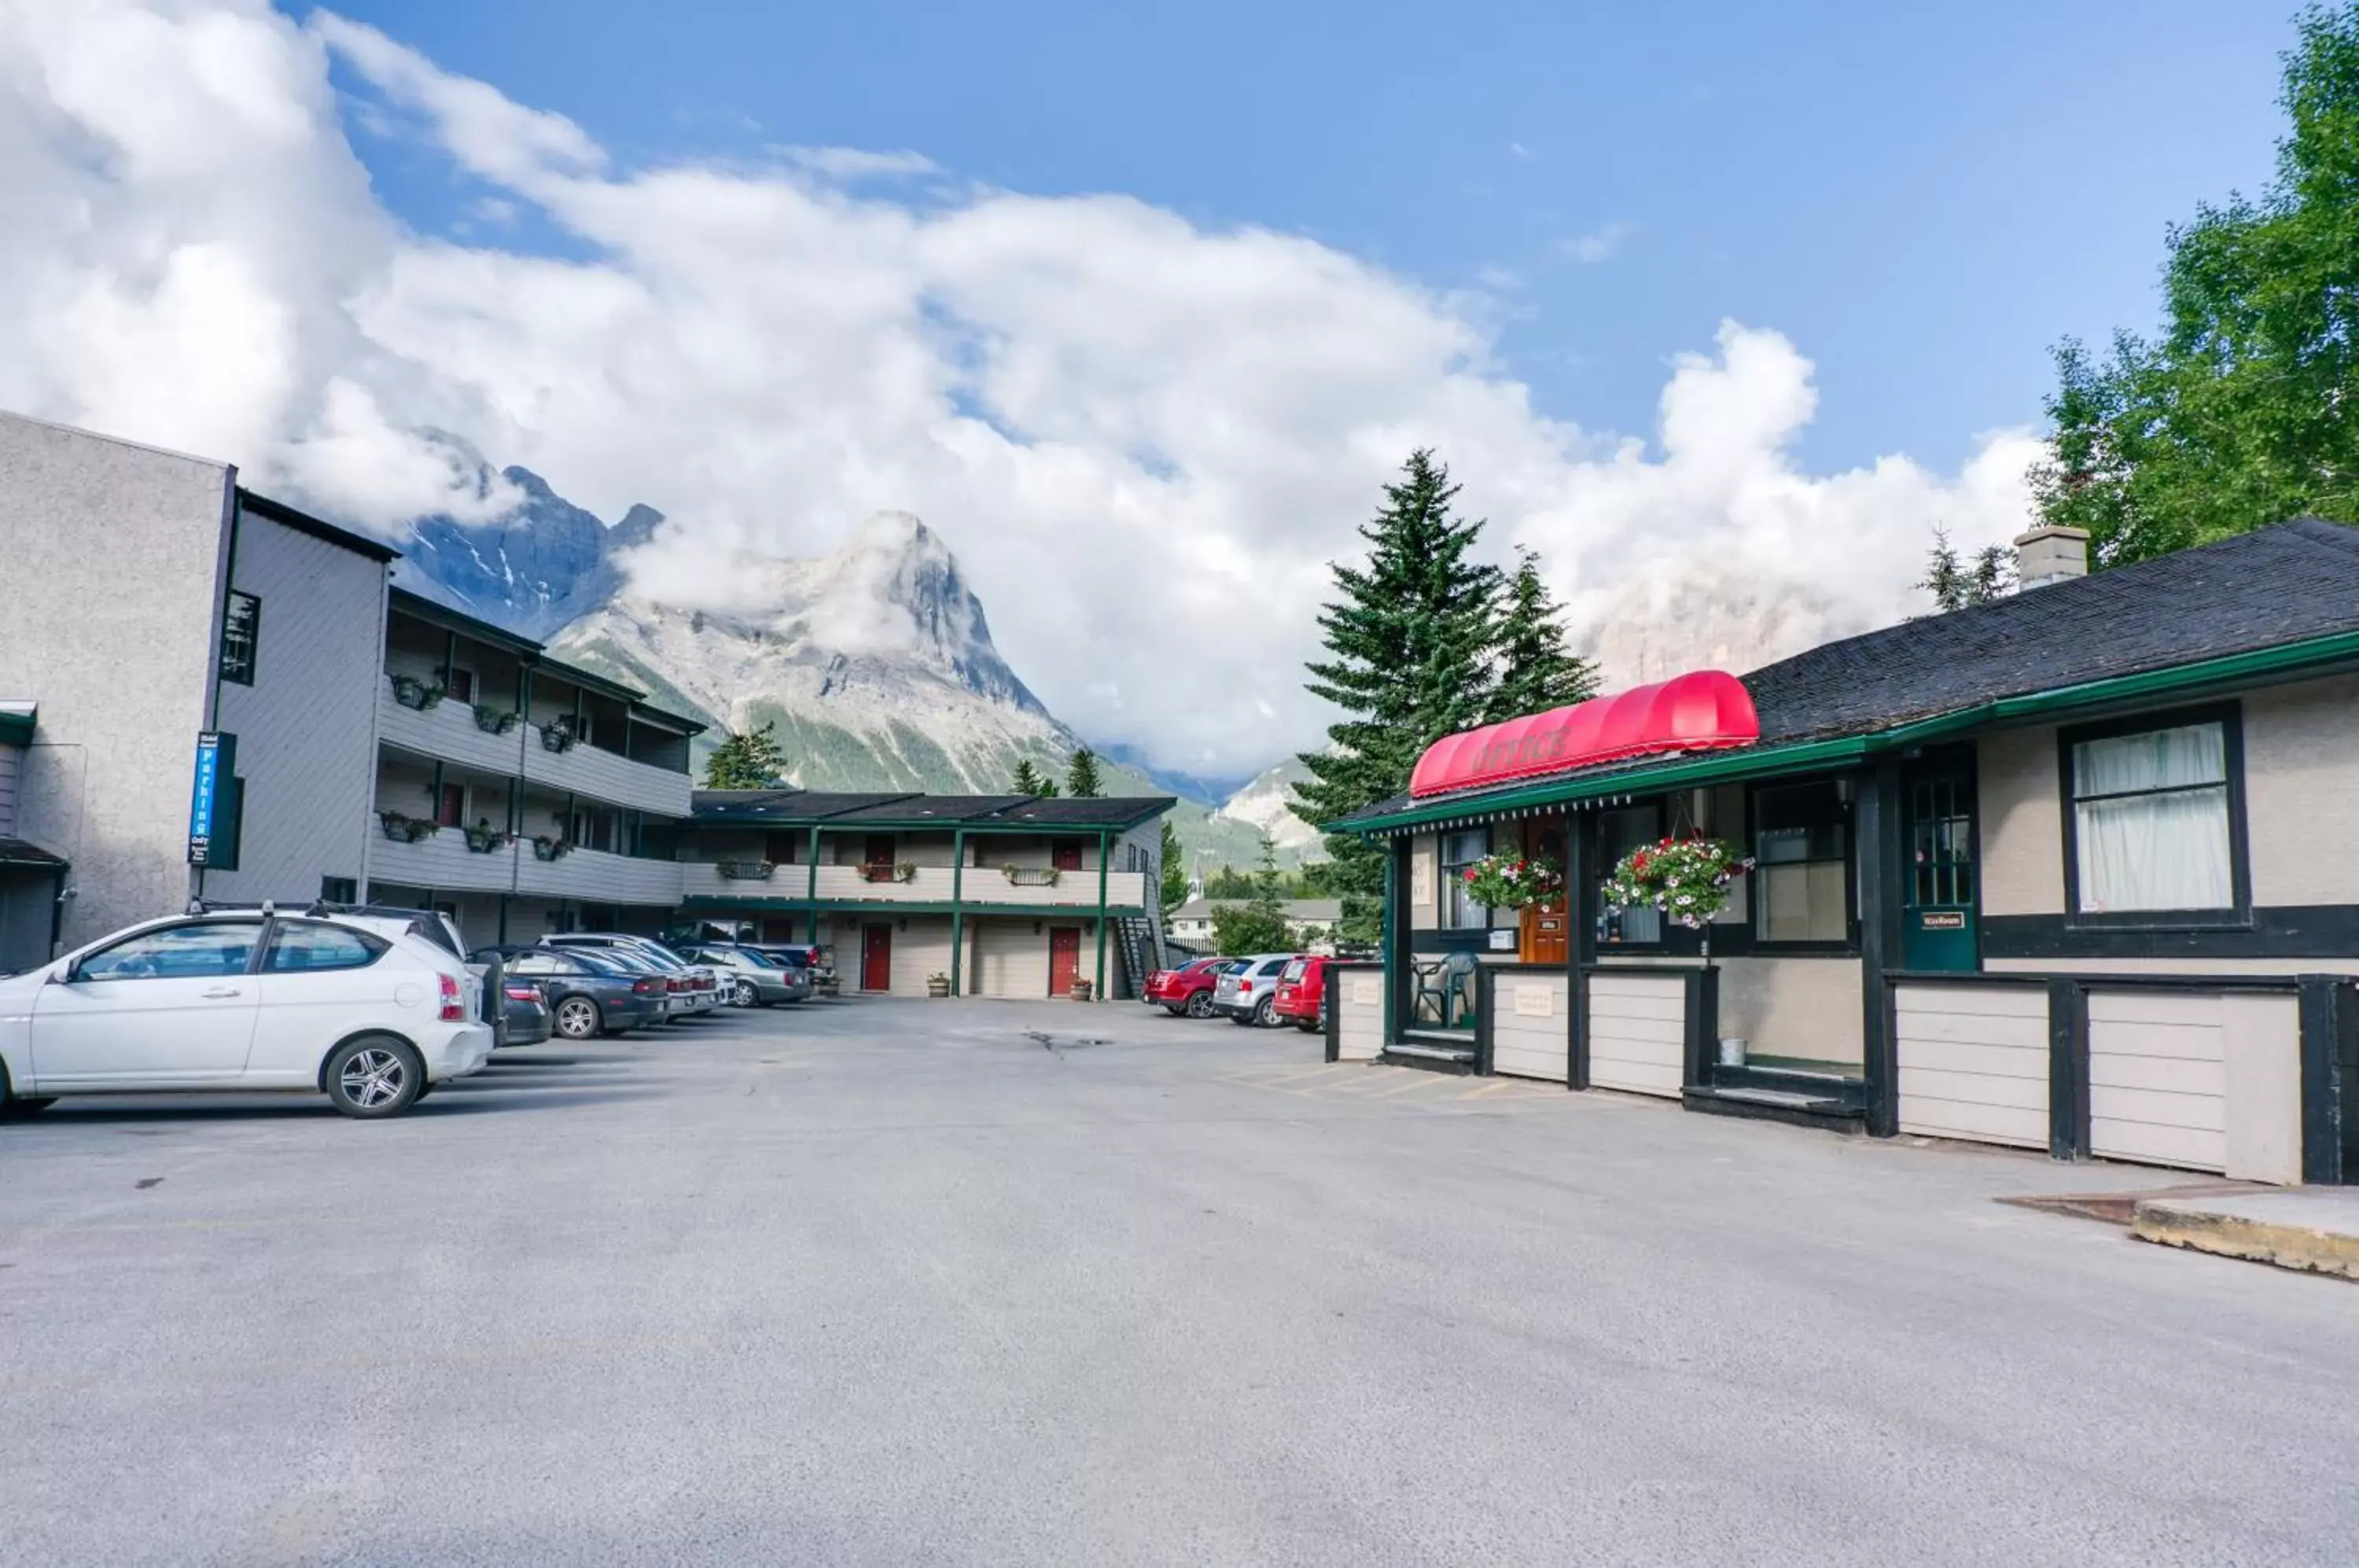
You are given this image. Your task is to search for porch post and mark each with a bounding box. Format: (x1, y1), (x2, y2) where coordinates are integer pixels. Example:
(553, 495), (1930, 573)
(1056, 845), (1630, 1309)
(1857, 760), (1907, 1138)
(2297, 975), (2357, 1185)
(950, 828), (967, 997)
(1384, 835), (1411, 1047)
(1568, 805), (1596, 1090)
(1093, 830), (1110, 1002)
(807, 825), (822, 945)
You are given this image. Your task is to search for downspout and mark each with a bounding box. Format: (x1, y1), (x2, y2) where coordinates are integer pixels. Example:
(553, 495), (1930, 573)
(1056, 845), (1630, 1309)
(950, 826), (966, 996)
(807, 824), (822, 945)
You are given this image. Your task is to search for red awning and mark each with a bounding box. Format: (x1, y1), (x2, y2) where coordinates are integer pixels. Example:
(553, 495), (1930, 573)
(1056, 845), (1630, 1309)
(1408, 671), (1760, 799)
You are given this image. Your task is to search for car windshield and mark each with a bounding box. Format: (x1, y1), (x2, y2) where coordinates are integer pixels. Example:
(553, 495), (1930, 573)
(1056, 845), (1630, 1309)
(1283, 959), (1306, 981)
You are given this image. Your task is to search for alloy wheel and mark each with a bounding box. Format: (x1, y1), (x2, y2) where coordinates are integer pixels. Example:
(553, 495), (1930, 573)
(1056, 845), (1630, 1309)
(1186, 991), (1213, 1018)
(732, 978), (757, 1007)
(340, 1047), (407, 1110)
(555, 997), (598, 1039)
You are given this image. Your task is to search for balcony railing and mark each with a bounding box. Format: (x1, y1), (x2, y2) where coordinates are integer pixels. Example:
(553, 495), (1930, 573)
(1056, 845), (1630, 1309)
(370, 826), (519, 894)
(678, 861), (1148, 911)
(521, 722), (691, 817)
(513, 844), (686, 906)
(377, 683), (530, 776)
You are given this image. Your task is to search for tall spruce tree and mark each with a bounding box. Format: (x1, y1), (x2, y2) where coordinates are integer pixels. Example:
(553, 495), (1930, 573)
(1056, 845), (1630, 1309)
(1158, 818), (1188, 922)
(1289, 450), (1502, 944)
(1485, 547), (1599, 722)
(1065, 746), (1103, 798)
(1010, 759), (1059, 797)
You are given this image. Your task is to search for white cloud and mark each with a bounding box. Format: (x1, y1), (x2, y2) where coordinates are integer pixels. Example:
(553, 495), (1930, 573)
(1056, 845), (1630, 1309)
(778, 145), (940, 181)
(1559, 221), (1637, 263)
(0, 1), (2041, 775)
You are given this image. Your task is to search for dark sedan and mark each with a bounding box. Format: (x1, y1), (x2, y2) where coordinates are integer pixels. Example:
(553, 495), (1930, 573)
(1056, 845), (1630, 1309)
(499, 974), (553, 1047)
(473, 946), (668, 1040)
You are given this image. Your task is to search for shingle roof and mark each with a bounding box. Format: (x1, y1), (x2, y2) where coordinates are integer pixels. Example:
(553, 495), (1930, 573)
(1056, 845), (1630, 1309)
(1338, 518), (2359, 827)
(0, 837), (68, 868)
(686, 790), (1175, 828)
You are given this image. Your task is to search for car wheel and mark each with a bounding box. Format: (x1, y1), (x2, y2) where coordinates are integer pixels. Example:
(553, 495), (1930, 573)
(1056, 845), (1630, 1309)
(1185, 991), (1214, 1019)
(323, 1036), (425, 1120)
(1252, 996), (1278, 1028)
(731, 978), (758, 1008)
(554, 996), (602, 1040)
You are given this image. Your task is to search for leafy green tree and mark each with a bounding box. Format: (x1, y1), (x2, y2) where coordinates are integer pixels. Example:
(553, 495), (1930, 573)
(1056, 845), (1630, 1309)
(702, 720), (790, 790)
(1211, 834), (1294, 954)
(1485, 547), (1599, 721)
(1159, 818), (1188, 922)
(1010, 758), (1059, 797)
(1916, 525), (2015, 613)
(1290, 450), (1502, 943)
(2031, 6), (2359, 561)
(1065, 746), (1103, 798)
(1202, 863), (1257, 899)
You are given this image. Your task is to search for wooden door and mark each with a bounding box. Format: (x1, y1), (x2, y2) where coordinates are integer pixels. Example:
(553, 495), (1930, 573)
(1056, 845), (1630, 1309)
(860, 925), (892, 991)
(1052, 839), (1084, 873)
(865, 835), (895, 868)
(1520, 821), (1570, 965)
(1047, 926), (1082, 996)
(764, 832), (799, 865)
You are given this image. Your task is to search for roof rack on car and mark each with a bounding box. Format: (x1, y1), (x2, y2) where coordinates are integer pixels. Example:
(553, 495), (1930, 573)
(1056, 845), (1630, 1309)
(186, 899), (278, 916)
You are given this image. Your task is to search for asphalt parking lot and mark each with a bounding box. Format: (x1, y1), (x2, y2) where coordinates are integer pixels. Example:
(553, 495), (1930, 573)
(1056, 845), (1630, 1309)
(6, 998), (2358, 1566)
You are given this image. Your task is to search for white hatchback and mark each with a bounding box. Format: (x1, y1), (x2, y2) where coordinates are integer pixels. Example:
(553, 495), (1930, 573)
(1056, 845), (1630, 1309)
(0, 908), (495, 1120)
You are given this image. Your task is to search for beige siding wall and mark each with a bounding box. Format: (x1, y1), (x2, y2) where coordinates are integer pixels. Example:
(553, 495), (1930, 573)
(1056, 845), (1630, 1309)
(1587, 972), (1686, 1098)
(1893, 982), (2048, 1148)
(1978, 725), (2065, 918)
(1334, 966), (1383, 1061)
(2242, 674), (2359, 907)
(1489, 971), (1569, 1082)
(970, 918), (1051, 999)
(1715, 956), (1863, 1069)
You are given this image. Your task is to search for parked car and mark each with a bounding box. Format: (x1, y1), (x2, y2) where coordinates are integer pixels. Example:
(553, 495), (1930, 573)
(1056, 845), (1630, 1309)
(1271, 955), (1332, 1033)
(679, 944), (813, 1007)
(499, 974), (553, 1046)
(1211, 953), (1301, 1027)
(543, 933), (720, 1017)
(1144, 955), (1234, 1018)
(0, 908), (493, 1119)
(483, 946), (668, 1039)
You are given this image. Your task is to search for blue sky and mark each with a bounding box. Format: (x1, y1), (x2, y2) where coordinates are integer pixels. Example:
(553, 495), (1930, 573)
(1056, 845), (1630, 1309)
(318, 0), (2292, 473)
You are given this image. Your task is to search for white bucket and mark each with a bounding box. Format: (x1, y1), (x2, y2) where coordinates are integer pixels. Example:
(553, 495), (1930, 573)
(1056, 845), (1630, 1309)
(1717, 1036), (1747, 1068)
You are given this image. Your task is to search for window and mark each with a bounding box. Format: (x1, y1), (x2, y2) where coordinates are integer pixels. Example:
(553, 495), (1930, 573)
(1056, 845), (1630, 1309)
(2065, 714), (2243, 919)
(76, 921), (265, 981)
(1439, 829), (1490, 929)
(263, 922), (386, 973)
(319, 876), (357, 905)
(445, 667), (475, 704)
(219, 592), (259, 685)
(1595, 804), (1663, 946)
(1753, 781), (1851, 945)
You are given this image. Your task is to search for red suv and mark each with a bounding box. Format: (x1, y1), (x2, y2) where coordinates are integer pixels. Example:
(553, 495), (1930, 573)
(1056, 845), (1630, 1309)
(1271, 955), (1331, 1033)
(1144, 955), (1233, 1018)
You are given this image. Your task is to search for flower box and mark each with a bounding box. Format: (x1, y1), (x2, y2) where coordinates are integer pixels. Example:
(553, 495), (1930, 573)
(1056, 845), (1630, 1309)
(388, 674), (445, 711)
(531, 835), (576, 862)
(859, 862), (918, 884)
(717, 859), (775, 882)
(1001, 866), (1062, 887)
(473, 707), (520, 735)
(539, 718), (578, 753)
(462, 823), (513, 854)
(377, 811), (440, 843)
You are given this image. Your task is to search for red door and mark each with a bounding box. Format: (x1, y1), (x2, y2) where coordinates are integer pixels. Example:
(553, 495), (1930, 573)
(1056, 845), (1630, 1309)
(861, 925), (892, 991)
(1052, 840), (1084, 873)
(1047, 927), (1081, 996)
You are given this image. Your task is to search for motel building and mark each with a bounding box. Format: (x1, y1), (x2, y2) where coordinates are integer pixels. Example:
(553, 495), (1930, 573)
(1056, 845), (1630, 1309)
(1326, 521), (2359, 1188)
(672, 791), (1173, 999)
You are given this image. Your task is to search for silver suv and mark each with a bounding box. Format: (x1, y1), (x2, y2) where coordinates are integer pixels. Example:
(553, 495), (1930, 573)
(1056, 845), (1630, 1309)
(1211, 953), (1298, 1027)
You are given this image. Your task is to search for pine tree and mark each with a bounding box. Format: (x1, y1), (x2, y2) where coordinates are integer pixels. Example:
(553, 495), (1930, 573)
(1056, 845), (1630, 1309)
(1916, 525), (2015, 613)
(1065, 746), (1103, 798)
(1485, 547), (1599, 721)
(1158, 818), (1187, 922)
(1211, 833), (1294, 955)
(1010, 759), (1059, 797)
(1289, 449), (1502, 944)
(702, 720), (790, 790)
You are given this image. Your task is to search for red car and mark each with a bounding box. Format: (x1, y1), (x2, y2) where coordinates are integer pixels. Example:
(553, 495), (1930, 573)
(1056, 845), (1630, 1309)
(1145, 955), (1234, 1018)
(1271, 955), (1332, 1033)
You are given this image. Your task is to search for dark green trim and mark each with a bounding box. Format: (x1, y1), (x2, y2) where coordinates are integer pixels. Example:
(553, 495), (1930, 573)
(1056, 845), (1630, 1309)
(692, 809), (1172, 834)
(0, 706), (35, 746)
(949, 829), (966, 996)
(238, 489), (399, 562)
(1331, 628), (2359, 837)
(1094, 830), (1110, 1002)
(680, 897), (1148, 918)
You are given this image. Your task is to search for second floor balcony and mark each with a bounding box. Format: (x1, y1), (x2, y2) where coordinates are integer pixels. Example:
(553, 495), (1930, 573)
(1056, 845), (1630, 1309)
(676, 859), (1149, 911)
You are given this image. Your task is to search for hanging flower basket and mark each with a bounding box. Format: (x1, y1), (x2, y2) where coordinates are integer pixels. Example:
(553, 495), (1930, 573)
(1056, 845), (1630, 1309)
(377, 811), (440, 843)
(473, 707), (520, 735)
(539, 716), (579, 753)
(859, 862), (918, 884)
(388, 674), (446, 711)
(462, 821), (513, 854)
(1460, 852), (1564, 910)
(531, 835), (576, 862)
(1002, 865), (1062, 887)
(1600, 836), (1753, 929)
(717, 859), (775, 882)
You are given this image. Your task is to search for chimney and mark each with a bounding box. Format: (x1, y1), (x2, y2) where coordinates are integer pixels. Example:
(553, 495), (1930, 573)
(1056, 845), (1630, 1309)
(2013, 525), (2089, 590)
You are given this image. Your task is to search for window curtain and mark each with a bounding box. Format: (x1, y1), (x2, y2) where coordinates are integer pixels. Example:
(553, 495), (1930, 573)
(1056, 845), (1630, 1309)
(1442, 829), (1489, 929)
(2072, 723), (2232, 913)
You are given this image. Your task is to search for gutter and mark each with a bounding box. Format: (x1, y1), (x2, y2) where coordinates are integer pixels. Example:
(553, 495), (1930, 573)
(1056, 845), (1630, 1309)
(1330, 627), (2359, 837)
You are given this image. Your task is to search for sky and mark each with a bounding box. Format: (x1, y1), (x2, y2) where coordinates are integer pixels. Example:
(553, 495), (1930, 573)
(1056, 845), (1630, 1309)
(0, 1), (2301, 777)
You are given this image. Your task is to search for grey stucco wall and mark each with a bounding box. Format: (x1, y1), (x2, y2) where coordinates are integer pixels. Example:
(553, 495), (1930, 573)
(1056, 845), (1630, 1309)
(201, 504), (389, 908)
(0, 411), (232, 950)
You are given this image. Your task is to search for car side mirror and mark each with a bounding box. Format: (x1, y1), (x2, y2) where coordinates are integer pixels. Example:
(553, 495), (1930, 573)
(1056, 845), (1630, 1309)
(46, 963), (78, 985)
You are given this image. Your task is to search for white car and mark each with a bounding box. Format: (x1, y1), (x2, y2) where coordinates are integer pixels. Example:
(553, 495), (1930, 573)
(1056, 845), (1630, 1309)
(0, 907), (495, 1120)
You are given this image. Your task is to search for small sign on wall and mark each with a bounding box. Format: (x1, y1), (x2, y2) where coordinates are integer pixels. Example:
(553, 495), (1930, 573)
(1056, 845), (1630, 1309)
(1488, 929), (1516, 951)
(1919, 911), (1967, 930)
(1513, 983), (1554, 1018)
(1410, 855), (1433, 907)
(1349, 975), (1381, 1007)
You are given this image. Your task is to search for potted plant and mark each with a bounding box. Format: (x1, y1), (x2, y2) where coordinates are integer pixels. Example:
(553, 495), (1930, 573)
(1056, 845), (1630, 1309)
(531, 834), (576, 862)
(1599, 836), (1752, 961)
(462, 819), (511, 854)
(926, 972), (952, 999)
(388, 674), (445, 711)
(717, 859), (775, 881)
(540, 715), (579, 753)
(1460, 852), (1564, 910)
(1071, 977), (1094, 1002)
(473, 707), (520, 735)
(377, 810), (439, 843)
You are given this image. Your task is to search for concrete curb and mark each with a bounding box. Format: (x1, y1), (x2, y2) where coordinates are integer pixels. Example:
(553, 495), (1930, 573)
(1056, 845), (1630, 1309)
(2132, 1200), (2359, 1281)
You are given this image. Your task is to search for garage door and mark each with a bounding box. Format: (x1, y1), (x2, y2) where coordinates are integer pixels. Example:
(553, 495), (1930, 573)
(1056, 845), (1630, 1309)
(1893, 982), (2048, 1149)
(2086, 990), (2226, 1173)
